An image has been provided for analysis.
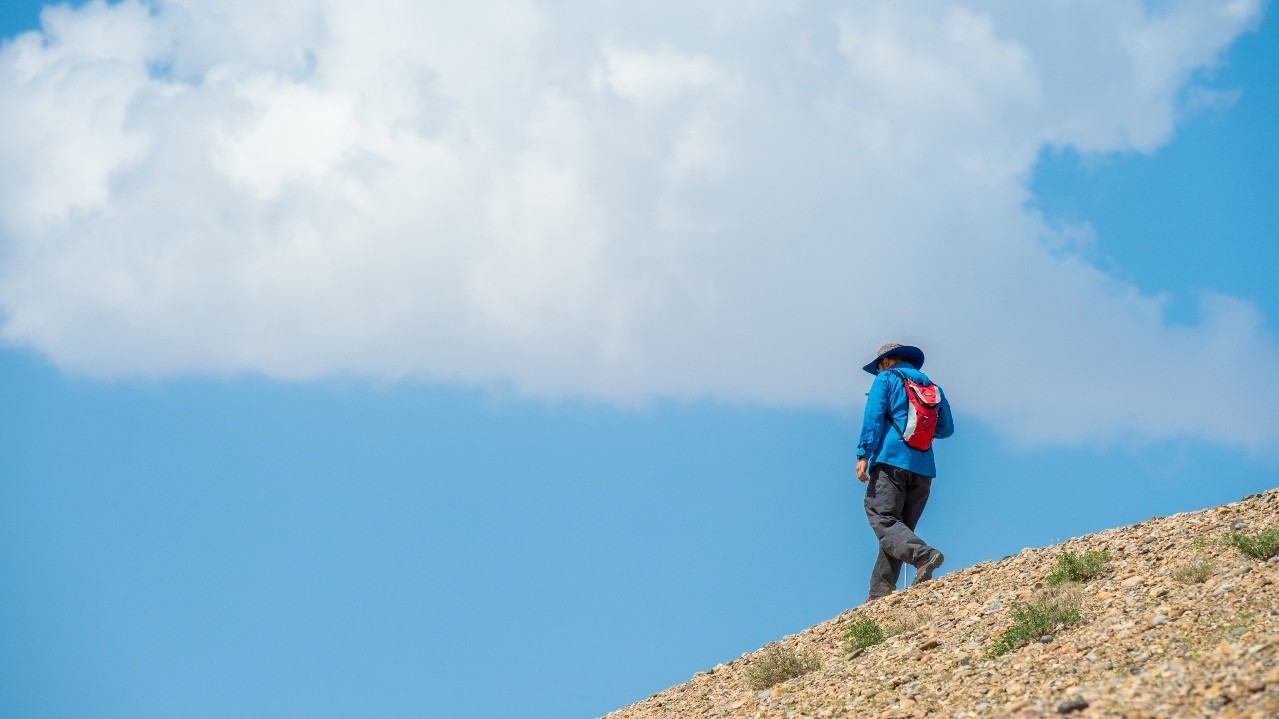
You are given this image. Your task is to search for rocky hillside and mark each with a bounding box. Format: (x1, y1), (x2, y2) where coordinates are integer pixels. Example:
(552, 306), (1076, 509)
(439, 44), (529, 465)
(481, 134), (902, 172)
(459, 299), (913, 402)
(604, 488), (1279, 719)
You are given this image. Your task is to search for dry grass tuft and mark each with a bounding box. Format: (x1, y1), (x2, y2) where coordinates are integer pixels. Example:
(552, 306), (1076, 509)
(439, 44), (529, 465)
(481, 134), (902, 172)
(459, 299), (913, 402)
(745, 645), (820, 690)
(880, 606), (930, 636)
(1172, 558), (1215, 584)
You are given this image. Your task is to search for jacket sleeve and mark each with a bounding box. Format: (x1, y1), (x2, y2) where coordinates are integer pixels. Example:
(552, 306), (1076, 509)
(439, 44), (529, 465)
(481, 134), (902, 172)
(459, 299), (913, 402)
(857, 373), (891, 458)
(933, 388), (955, 439)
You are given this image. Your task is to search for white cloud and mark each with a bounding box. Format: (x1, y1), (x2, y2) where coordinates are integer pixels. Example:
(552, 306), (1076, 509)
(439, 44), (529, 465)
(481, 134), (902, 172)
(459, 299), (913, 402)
(593, 43), (728, 109)
(0, 0), (1273, 449)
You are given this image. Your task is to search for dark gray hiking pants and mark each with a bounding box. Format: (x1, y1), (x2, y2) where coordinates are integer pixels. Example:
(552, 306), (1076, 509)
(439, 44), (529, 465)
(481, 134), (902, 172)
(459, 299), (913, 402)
(864, 463), (935, 598)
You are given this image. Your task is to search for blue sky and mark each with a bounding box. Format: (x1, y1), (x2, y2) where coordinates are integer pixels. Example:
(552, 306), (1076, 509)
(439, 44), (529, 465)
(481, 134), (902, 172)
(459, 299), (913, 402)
(2, 2), (1277, 718)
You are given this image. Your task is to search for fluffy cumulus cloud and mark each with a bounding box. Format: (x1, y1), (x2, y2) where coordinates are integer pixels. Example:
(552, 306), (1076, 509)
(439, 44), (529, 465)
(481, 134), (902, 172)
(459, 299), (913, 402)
(0, 0), (1274, 448)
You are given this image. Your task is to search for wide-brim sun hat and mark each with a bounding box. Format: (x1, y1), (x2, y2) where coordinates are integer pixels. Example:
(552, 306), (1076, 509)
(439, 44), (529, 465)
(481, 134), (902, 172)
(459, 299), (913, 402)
(862, 342), (925, 375)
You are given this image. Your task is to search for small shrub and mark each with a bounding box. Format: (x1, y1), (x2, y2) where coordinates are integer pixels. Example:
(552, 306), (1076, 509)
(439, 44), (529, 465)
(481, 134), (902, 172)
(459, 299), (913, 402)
(1036, 583), (1086, 611)
(1228, 527), (1279, 560)
(841, 615), (885, 655)
(1047, 550), (1111, 586)
(1171, 559), (1215, 584)
(746, 645), (820, 690)
(988, 601), (1083, 657)
(881, 607), (929, 636)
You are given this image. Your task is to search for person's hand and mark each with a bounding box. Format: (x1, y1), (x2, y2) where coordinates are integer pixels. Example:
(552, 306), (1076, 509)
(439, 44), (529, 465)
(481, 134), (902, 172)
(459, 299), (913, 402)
(856, 457), (870, 483)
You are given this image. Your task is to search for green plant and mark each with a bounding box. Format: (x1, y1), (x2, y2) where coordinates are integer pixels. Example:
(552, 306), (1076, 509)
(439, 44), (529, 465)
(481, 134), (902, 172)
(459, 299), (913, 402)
(988, 601), (1084, 657)
(1047, 550), (1111, 586)
(841, 615), (885, 654)
(745, 645), (821, 690)
(1228, 527), (1279, 560)
(1171, 559), (1214, 584)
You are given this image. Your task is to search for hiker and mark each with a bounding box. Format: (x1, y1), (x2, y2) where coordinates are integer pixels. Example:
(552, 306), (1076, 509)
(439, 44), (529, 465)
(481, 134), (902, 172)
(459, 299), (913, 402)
(855, 342), (954, 602)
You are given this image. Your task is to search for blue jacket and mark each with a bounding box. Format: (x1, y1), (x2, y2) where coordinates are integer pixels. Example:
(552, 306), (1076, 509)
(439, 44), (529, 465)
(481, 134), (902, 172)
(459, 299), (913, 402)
(857, 365), (954, 478)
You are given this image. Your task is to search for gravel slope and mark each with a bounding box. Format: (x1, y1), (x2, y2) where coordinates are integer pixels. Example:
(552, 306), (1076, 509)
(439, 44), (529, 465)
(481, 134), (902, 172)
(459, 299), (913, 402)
(604, 488), (1279, 719)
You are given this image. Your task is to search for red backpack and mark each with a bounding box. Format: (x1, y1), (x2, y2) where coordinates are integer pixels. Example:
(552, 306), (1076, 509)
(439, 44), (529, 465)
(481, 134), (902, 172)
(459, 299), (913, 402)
(887, 369), (942, 451)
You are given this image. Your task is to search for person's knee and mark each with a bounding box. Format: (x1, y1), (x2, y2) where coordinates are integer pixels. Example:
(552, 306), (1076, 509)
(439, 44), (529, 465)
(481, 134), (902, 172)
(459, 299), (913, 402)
(865, 514), (900, 535)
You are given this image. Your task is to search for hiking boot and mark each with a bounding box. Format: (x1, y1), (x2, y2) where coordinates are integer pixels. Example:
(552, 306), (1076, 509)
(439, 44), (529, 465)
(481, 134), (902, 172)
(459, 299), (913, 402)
(912, 550), (944, 586)
(864, 595), (879, 605)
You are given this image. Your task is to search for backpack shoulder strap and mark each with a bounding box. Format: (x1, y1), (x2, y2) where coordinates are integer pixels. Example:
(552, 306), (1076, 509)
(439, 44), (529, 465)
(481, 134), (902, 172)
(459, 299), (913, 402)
(884, 369), (908, 437)
(888, 367), (931, 386)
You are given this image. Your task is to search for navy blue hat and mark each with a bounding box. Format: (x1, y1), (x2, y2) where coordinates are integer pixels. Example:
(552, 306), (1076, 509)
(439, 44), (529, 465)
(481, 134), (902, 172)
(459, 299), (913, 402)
(862, 342), (925, 375)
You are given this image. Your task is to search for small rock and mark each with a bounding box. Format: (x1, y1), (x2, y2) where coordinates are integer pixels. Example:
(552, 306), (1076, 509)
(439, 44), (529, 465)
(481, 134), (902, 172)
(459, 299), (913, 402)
(1232, 564), (1252, 577)
(1057, 697), (1089, 714)
(1232, 521), (1248, 530)
(1151, 615), (1168, 626)
(918, 638), (940, 651)
(1269, 556), (1279, 565)
(1084, 652), (1099, 662)
(1213, 583), (1234, 595)
(1133, 651), (1151, 662)
(757, 690), (772, 701)
(1248, 682), (1266, 693)
(1121, 576), (1142, 588)
(1040, 635), (1054, 643)
(974, 702), (989, 711)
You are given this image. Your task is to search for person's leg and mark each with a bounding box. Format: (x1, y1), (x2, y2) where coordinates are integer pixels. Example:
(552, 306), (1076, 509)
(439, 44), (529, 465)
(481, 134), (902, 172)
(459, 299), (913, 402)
(901, 474), (931, 532)
(900, 473), (942, 585)
(865, 465), (934, 568)
(864, 466), (905, 597)
(867, 546), (901, 598)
